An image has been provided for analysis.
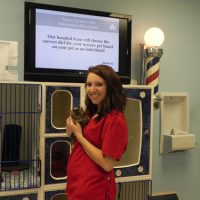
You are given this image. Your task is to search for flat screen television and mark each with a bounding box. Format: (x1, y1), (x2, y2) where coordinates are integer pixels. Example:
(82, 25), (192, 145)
(24, 2), (132, 84)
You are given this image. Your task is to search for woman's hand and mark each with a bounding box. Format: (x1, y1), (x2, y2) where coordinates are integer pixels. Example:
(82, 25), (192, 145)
(66, 116), (83, 140)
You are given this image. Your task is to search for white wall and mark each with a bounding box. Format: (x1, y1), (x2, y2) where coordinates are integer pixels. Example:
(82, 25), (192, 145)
(0, 0), (200, 199)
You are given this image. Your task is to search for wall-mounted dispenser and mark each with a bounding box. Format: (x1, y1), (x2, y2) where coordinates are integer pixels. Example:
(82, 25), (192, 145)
(160, 92), (196, 153)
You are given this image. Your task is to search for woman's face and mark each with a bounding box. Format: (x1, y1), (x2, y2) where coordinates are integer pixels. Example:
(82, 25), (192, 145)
(86, 72), (107, 107)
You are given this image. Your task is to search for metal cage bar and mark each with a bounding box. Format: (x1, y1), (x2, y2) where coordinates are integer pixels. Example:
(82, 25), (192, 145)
(0, 83), (41, 191)
(117, 180), (152, 200)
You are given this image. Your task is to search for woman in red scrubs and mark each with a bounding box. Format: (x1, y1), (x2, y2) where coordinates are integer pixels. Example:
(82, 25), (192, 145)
(66, 65), (128, 200)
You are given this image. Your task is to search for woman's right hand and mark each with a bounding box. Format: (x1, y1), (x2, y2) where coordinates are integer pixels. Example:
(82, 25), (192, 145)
(66, 116), (83, 140)
(66, 116), (73, 137)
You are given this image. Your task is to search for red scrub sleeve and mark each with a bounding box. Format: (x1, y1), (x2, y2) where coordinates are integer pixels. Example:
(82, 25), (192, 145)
(101, 111), (128, 161)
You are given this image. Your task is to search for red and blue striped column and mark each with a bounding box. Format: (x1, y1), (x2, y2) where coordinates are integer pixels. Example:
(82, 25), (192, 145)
(144, 47), (163, 94)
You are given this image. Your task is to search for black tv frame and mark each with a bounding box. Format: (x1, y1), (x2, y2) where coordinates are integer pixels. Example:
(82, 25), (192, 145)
(24, 2), (132, 84)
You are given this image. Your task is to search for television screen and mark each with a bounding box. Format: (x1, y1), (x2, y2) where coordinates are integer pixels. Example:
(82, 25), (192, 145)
(24, 2), (132, 83)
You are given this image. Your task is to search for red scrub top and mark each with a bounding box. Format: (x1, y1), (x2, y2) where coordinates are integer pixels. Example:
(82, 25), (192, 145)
(66, 109), (128, 200)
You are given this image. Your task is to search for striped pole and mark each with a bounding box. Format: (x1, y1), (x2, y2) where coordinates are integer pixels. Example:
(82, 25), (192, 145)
(144, 47), (163, 94)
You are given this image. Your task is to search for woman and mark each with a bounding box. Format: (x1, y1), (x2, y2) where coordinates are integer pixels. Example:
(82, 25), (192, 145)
(66, 65), (128, 200)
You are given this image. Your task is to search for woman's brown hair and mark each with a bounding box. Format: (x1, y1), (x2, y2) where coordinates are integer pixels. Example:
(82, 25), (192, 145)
(85, 65), (126, 118)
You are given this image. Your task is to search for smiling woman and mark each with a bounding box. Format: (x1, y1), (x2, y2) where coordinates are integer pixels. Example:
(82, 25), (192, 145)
(85, 73), (106, 106)
(66, 65), (128, 200)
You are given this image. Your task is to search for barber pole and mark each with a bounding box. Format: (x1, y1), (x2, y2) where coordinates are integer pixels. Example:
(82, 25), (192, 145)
(144, 47), (163, 95)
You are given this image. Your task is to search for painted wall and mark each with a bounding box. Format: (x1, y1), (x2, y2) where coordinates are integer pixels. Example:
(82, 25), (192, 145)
(0, 0), (199, 199)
